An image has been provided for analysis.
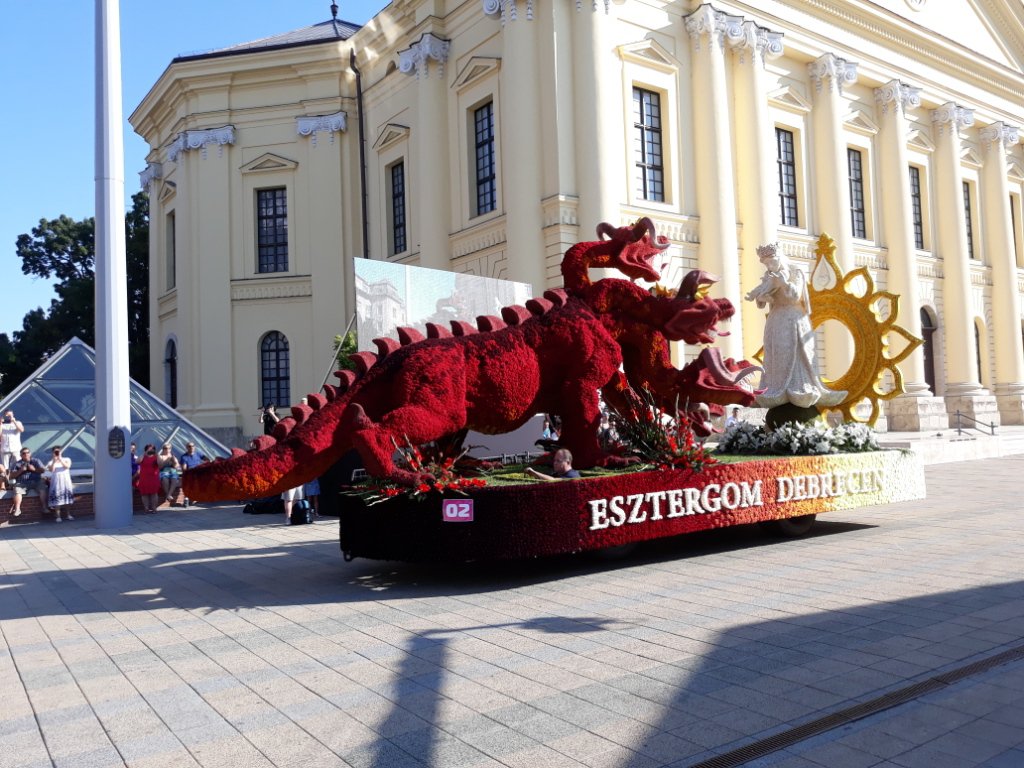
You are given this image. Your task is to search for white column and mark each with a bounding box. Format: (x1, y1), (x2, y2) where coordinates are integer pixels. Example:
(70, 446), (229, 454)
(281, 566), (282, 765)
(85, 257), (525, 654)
(932, 104), (981, 395)
(874, 81), (948, 431)
(980, 122), (1024, 423)
(728, 20), (783, 361)
(572, 4), (622, 235)
(808, 53), (858, 381)
(685, 6), (743, 362)
(502, 12), (547, 290)
(399, 33), (451, 272)
(94, 0), (133, 528)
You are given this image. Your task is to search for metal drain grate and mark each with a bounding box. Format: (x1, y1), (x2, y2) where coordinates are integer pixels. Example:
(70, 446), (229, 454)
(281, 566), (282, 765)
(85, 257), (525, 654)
(688, 644), (1024, 768)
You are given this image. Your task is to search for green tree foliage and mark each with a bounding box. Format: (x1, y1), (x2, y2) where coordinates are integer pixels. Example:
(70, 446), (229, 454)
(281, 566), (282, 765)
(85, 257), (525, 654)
(0, 193), (150, 396)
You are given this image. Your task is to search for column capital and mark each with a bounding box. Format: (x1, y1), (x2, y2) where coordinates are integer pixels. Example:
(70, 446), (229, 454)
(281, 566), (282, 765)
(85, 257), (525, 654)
(296, 112), (347, 147)
(139, 162), (162, 191)
(979, 121), (1020, 152)
(398, 32), (451, 79)
(873, 80), (921, 116)
(482, 0), (624, 23)
(168, 125), (235, 162)
(726, 20), (784, 65)
(931, 102), (974, 138)
(685, 4), (744, 52)
(807, 53), (858, 95)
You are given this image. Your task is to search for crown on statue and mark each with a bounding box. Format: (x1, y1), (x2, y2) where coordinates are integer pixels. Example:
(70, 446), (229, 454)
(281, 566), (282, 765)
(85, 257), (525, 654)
(756, 242), (779, 261)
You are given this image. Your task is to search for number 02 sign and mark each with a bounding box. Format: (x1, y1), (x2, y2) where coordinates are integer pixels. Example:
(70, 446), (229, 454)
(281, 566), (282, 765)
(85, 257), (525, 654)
(442, 499), (474, 522)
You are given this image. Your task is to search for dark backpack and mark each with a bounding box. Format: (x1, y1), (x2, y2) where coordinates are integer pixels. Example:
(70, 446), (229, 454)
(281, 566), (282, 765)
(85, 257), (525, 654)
(289, 498), (314, 525)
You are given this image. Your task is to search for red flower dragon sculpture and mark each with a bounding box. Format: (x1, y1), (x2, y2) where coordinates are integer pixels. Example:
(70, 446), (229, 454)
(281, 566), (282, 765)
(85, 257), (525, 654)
(183, 218), (757, 501)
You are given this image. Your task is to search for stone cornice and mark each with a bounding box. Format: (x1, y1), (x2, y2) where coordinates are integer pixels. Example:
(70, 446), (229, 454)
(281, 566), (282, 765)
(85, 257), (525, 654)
(979, 121), (1020, 152)
(482, 0), (624, 23)
(726, 20), (784, 65)
(398, 33), (450, 78)
(931, 102), (974, 138)
(807, 53), (858, 95)
(139, 162), (162, 190)
(874, 79), (922, 117)
(168, 125), (235, 161)
(295, 112), (347, 147)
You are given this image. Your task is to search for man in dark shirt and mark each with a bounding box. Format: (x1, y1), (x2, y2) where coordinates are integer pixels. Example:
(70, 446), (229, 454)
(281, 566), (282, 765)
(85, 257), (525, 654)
(10, 448), (48, 517)
(526, 448), (581, 481)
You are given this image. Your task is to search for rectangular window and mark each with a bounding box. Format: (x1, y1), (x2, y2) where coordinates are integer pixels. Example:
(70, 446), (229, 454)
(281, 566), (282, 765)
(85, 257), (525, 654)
(166, 211), (176, 290)
(390, 162), (407, 255)
(847, 148), (866, 239)
(256, 188), (288, 272)
(909, 166), (925, 250)
(1011, 193), (1023, 268)
(632, 87), (664, 202)
(474, 102), (496, 216)
(963, 181), (975, 259)
(776, 128), (799, 227)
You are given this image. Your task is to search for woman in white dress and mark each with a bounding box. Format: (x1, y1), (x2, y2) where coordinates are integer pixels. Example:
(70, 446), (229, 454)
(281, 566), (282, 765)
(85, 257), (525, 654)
(746, 244), (846, 410)
(46, 446), (75, 522)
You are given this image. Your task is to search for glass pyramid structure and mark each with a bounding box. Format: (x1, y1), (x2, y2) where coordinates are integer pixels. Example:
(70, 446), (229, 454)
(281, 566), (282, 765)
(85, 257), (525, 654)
(0, 338), (229, 475)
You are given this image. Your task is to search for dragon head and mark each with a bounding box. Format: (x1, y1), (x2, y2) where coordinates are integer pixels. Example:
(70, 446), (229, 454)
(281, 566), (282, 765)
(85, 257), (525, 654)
(661, 270), (735, 345)
(595, 217), (668, 283)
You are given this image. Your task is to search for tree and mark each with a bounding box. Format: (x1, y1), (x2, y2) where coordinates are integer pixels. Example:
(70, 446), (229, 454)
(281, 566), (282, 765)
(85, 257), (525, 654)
(0, 193), (150, 396)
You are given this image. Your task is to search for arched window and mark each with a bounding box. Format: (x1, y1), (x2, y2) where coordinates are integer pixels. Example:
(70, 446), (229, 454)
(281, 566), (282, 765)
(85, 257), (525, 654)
(164, 339), (178, 408)
(974, 322), (984, 386)
(919, 308), (936, 395)
(260, 332), (290, 408)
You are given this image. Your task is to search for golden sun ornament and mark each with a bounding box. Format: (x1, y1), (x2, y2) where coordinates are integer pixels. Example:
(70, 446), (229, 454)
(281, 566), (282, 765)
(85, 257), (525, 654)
(808, 233), (922, 425)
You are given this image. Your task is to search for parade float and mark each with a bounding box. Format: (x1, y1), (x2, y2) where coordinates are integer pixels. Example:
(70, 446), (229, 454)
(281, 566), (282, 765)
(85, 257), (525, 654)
(182, 223), (926, 562)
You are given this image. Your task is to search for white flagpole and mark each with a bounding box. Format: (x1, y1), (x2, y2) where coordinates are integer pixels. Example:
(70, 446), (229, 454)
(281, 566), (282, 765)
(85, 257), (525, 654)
(94, 0), (133, 527)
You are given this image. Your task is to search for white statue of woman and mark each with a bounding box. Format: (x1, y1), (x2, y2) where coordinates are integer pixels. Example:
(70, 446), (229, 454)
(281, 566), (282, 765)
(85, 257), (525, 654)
(745, 243), (846, 410)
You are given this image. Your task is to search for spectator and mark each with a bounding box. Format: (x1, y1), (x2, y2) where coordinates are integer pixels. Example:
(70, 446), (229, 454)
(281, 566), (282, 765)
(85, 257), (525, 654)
(157, 444), (181, 506)
(178, 442), (202, 507)
(0, 410), (25, 469)
(725, 407), (743, 429)
(134, 444), (161, 514)
(46, 446), (75, 523)
(526, 448), (581, 481)
(0, 463), (8, 492)
(303, 477), (321, 518)
(260, 404), (280, 435)
(281, 485), (305, 522)
(9, 447), (48, 518)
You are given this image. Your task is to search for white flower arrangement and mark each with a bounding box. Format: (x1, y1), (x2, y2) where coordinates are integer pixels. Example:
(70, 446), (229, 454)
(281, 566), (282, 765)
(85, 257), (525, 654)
(717, 421), (879, 455)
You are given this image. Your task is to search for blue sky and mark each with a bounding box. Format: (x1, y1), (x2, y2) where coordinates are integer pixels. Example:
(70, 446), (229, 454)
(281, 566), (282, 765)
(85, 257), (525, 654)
(0, 1), (385, 339)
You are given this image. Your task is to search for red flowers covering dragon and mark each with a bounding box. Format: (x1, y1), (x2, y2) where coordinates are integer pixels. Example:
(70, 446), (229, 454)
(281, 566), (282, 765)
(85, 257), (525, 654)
(183, 218), (757, 501)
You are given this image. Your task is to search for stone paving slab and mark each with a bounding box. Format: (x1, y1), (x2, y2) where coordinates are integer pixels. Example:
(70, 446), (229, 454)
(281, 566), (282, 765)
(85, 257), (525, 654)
(1, 455), (1023, 767)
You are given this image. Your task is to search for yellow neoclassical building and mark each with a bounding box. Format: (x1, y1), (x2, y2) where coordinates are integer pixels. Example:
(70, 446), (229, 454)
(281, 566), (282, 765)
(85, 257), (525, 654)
(131, 0), (1024, 447)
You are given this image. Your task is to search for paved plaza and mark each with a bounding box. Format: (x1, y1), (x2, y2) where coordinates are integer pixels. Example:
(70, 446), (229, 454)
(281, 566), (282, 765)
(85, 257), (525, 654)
(1, 454), (1023, 768)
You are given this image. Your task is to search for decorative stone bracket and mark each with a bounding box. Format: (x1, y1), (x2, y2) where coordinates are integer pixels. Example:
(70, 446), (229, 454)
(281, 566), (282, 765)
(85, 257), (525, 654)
(139, 162), (162, 191)
(398, 33), (450, 79)
(979, 121), (1020, 152)
(168, 125), (235, 162)
(931, 102), (974, 138)
(874, 79), (922, 116)
(296, 112), (347, 147)
(808, 53), (858, 95)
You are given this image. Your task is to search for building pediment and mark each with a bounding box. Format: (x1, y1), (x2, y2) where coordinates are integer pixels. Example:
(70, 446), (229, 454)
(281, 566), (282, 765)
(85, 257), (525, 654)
(158, 180), (177, 203)
(1008, 156), (1024, 181)
(961, 146), (984, 168)
(907, 127), (935, 153)
(617, 39), (680, 73)
(373, 124), (410, 151)
(240, 153), (298, 174)
(453, 57), (500, 91)
(852, 0), (1024, 72)
(769, 85), (812, 115)
(845, 109), (879, 136)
